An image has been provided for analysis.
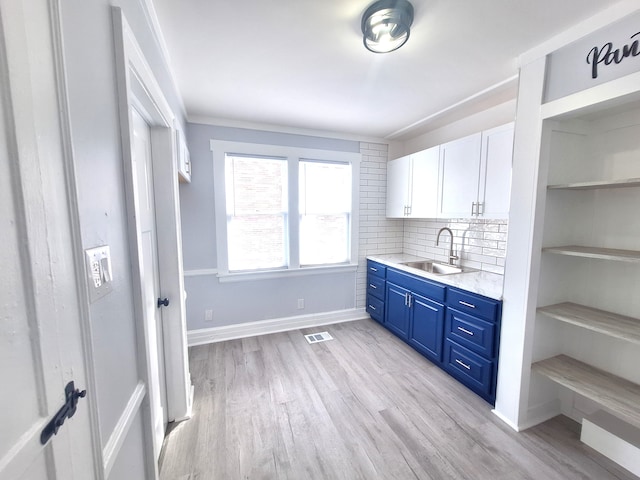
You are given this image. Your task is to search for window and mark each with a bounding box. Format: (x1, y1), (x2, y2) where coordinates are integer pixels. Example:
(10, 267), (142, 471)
(299, 160), (351, 266)
(225, 155), (288, 271)
(212, 141), (360, 279)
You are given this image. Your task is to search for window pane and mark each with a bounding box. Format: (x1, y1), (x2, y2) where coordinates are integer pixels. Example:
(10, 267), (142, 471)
(225, 155), (288, 271)
(226, 155), (287, 215)
(300, 215), (349, 265)
(228, 215), (286, 271)
(299, 161), (351, 214)
(299, 160), (352, 266)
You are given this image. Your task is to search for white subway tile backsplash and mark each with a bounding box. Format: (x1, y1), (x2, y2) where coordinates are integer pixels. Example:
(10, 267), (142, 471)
(403, 218), (508, 275)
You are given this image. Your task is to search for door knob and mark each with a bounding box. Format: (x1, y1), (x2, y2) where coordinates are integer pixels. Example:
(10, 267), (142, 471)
(157, 297), (170, 308)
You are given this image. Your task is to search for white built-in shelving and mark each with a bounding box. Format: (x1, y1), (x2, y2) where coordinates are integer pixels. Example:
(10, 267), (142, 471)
(532, 355), (640, 429)
(542, 245), (640, 263)
(537, 303), (640, 345)
(530, 80), (640, 430)
(547, 178), (640, 190)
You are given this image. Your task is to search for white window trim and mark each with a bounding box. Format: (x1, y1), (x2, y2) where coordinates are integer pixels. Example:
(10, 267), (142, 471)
(211, 140), (360, 281)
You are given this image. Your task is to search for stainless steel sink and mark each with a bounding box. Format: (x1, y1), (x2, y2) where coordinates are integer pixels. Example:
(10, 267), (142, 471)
(401, 260), (466, 275)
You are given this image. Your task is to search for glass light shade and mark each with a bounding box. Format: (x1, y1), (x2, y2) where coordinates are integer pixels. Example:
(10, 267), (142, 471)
(361, 0), (414, 53)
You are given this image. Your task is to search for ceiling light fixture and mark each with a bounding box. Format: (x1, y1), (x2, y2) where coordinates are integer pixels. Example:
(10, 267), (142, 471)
(361, 0), (414, 53)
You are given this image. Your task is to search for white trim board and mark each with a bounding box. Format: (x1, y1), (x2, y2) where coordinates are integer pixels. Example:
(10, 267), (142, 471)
(188, 308), (368, 346)
(102, 382), (146, 479)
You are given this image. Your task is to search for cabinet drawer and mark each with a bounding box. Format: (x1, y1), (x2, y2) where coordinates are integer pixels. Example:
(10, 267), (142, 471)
(367, 260), (386, 279)
(387, 268), (445, 303)
(367, 275), (385, 301)
(447, 288), (499, 322)
(443, 339), (494, 399)
(366, 294), (384, 323)
(445, 308), (495, 359)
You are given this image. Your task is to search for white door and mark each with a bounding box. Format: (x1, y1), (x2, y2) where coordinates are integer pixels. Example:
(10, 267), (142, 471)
(131, 107), (168, 460)
(0, 2), (96, 478)
(479, 123), (514, 219)
(438, 132), (482, 218)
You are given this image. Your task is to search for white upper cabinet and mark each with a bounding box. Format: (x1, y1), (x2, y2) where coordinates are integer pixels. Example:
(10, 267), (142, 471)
(478, 123), (514, 218)
(438, 132), (482, 218)
(386, 146), (439, 218)
(386, 154), (411, 217)
(438, 123), (513, 219)
(410, 146), (440, 218)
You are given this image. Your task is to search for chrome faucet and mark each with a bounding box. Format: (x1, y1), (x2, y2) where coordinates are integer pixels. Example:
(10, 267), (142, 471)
(436, 227), (459, 265)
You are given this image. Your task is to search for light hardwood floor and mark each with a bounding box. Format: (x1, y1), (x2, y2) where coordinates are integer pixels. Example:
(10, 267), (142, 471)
(159, 319), (638, 479)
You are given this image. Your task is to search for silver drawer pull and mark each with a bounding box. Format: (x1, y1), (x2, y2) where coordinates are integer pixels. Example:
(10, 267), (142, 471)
(370, 267), (377, 272)
(459, 301), (476, 309)
(455, 359), (471, 370)
(369, 284), (377, 289)
(457, 326), (474, 336)
(368, 305), (376, 311)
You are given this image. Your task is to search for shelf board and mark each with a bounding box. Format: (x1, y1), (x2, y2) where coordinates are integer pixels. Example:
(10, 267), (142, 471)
(542, 245), (640, 263)
(547, 178), (640, 190)
(537, 303), (640, 345)
(532, 355), (640, 429)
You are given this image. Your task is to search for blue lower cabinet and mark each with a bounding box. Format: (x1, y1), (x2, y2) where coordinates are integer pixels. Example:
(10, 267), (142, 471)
(366, 260), (387, 324)
(385, 282), (411, 340)
(445, 308), (495, 359)
(408, 294), (444, 364)
(443, 339), (495, 402)
(369, 262), (502, 405)
(366, 294), (384, 324)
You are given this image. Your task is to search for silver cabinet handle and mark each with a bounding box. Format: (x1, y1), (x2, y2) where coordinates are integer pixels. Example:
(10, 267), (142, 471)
(478, 202), (484, 216)
(408, 294), (412, 308)
(455, 359), (471, 370)
(471, 202), (477, 216)
(369, 284), (377, 289)
(370, 267), (377, 272)
(457, 326), (474, 336)
(459, 301), (476, 309)
(368, 305), (376, 311)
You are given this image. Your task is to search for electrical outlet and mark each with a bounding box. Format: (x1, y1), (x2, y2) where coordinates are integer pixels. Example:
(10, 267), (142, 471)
(297, 299), (304, 309)
(204, 309), (214, 322)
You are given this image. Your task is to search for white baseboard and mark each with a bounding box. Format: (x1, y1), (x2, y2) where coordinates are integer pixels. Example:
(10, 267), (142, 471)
(492, 398), (561, 432)
(491, 409), (521, 432)
(187, 308), (369, 346)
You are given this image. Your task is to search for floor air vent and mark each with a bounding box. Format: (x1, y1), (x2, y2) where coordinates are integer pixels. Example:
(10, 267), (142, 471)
(304, 332), (333, 344)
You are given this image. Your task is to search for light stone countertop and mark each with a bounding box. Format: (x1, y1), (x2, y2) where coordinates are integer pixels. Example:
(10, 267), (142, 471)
(367, 253), (504, 301)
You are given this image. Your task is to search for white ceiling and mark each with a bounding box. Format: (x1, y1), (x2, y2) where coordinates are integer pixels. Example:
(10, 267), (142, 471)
(152, 0), (617, 140)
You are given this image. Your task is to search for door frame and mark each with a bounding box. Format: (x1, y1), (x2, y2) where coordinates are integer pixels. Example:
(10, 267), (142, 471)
(112, 6), (192, 469)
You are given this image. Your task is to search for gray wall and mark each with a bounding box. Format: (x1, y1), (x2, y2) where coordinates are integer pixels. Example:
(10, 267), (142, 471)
(59, 0), (184, 472)
(181, 123), (363, 330)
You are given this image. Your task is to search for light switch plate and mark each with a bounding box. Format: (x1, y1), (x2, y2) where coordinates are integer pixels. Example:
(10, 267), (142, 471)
(85, 245), (113, 303)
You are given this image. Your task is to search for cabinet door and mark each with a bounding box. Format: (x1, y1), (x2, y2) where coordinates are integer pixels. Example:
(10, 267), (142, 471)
(408, 293), (444, 363)
(479, 123), (513, 218)
(438, 133), (482, 218)
(385, 282), (410, 339)
(409, 146), (439, 218)
(386, 155), (411, 217)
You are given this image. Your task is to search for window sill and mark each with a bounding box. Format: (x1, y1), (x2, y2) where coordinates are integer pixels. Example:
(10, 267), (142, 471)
(217, 263), (358, 283)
